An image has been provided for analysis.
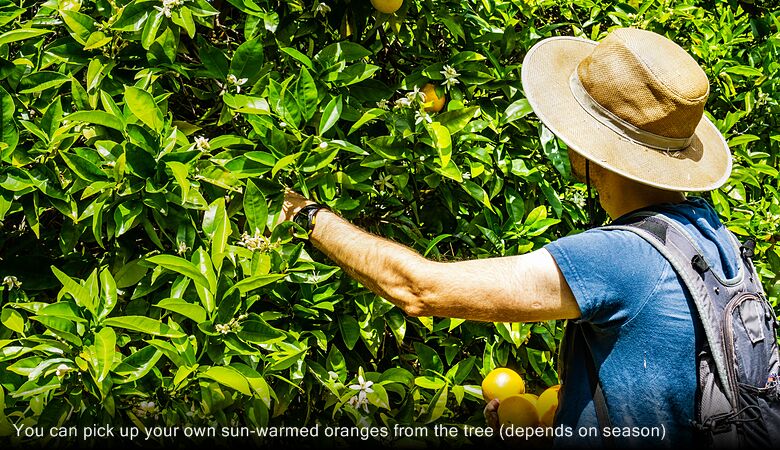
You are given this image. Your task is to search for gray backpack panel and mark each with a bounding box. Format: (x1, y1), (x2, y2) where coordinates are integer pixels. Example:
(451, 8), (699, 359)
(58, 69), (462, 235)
(600, 211), (780, 448)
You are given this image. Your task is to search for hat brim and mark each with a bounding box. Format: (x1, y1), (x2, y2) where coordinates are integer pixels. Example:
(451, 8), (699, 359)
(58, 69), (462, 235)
(521, 36), (732, 192)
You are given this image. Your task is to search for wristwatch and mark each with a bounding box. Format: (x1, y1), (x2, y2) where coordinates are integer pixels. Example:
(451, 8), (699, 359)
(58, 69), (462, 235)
(293, 203), (327, 232)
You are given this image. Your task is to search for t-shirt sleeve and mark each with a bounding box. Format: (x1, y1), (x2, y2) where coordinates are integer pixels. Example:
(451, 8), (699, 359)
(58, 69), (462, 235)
(544, 228), (670, 328)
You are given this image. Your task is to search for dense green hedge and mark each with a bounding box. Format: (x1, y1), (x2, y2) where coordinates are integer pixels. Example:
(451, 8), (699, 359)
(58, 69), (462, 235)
(0, 0), (777, 446)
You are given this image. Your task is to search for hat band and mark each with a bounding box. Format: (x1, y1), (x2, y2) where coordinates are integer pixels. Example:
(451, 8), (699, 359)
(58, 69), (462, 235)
(569, 72), (694, 151)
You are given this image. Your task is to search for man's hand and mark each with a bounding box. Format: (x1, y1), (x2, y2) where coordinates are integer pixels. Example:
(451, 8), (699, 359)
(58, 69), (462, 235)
(484, 398), (500, 431)
(277, 189), (316, 227)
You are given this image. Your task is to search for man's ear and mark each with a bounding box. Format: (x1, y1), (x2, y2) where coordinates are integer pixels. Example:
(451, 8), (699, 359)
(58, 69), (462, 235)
(568, 148), (586, 183)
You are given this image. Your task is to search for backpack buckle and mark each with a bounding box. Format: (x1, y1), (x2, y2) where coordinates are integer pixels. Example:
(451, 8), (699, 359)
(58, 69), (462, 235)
(691, 254), (709, 274)
(741, 239), (756, 259)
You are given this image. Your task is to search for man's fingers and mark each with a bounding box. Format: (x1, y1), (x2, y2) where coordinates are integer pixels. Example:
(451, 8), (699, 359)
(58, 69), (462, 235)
(483, 398), (500, 430)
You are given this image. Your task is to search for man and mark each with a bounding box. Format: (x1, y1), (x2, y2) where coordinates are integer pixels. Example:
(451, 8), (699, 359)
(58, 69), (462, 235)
(277, 28), (736, 447)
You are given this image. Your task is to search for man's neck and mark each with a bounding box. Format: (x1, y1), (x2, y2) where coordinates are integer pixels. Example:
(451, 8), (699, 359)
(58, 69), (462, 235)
(601, 178), (687, 219)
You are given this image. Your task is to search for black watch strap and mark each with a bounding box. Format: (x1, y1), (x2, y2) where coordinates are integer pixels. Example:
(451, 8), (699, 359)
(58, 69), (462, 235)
(294, 203), (327, 232)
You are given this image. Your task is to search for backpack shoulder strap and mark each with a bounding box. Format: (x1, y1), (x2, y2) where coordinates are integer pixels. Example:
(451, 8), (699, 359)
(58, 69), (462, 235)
(600, 212), (737, 405)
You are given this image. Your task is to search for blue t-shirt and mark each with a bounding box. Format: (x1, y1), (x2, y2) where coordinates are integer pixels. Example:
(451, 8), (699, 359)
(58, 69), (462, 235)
(544, 197), (741, 448)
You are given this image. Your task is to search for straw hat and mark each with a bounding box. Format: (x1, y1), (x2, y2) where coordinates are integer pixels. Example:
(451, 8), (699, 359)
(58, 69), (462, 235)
(521, 28), (731, 192)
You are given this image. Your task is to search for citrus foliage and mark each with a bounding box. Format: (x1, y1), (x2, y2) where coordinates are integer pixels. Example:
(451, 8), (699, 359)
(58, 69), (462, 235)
(0, 0), (777, 445)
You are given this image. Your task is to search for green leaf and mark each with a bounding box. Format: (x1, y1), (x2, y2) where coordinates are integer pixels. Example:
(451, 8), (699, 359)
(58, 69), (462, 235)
(146, 254), (212, 292)
(231, 363), (272, 405)
(301, 147), (339, 172)
(111, 0), (151, 31)
(230, 36), (264, 83)
(51, 266), (96, 317)
(0, 86), (18, 160)
(436, 106), (479, 134)
(10, 378), (60, 399)
(208, 198), (229, 272)
(199, 43), (229, 80)
(296, 67), (318, 122)
(280, 47), (313, 69)
(200, 366), (252, 396)
(540, 125), (570, 178)
(315, 42), (371, 69)
(428, 122), (452, 167)
(319, 95), (342, 135)
(113, 346), (162, 382)
(226, 274), (285, 297)
(348, 108), (386, 135)
(124, 86), (164, 133)
(99, 268), (117, 320)
(103, 316), (185, 338)
(339, 315), (360, 350)
(238, 318), (285, 344)
(271, 152), (302, 177)
(462, 180), (493, 210)
(413, 342), (443, 373)
(66, 110), (124, 131)
(154, 299), (207, 323)
(0, 28), (51, 46)
(366, 383), (391, 410)
(141, 10), (164, 50)
(426, 385), (449, 423)
(94, 327), (115, 382)
(192, 248), (217, 312)
(60, 152), (107, 182)
(0, 309), (24, 334)
(243, 180), (268, 235)
(503, 99), (532, 124)
(166, 161), (190, 202)
(59, 10), (96, 44)
(19, 70), (70, 94)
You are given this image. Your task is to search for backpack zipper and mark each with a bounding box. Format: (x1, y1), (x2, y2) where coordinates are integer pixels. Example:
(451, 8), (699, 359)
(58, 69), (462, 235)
(722, 293), (763, 409)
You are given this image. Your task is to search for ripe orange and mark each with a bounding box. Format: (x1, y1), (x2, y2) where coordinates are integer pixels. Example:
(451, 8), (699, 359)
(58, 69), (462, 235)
(370, 0), (403, 14)
(520, 393), (539, 406)
(498, 394), (540, 427)
(421, 83), (445, 113)
(536, 384), (561, 427)
(481, 368), (525, 402)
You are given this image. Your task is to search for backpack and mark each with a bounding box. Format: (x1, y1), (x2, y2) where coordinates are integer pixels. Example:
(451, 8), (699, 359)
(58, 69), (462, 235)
(559, 210), (780, 448)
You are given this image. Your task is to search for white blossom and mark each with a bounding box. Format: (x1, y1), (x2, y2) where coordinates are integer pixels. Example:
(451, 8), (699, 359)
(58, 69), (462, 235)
(215, 314), (248, 335)
(319, 141), (328, 149)
(314, 2), (331, 16)
(155, 0), (183, 18)
(177, 241), (189, 255)
(374, 174), (394, 193)
(194, 136), (210, 152)
(440, 65), (461, 90)
(133, 401), (159, 419)
(393, 97), (412, 110)
(60, 0), (80, 11)
(226, 74), (248, 93)
(55, 364), (72, 377)
(238, 232), (271, 252)
(414, 110), (432, 125)
(405, 86), (425, 103)
(348, 373), (374, 413)
(3, 276), (21, 289)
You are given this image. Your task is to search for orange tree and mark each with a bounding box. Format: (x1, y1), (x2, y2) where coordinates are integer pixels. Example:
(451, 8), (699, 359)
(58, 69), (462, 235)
(0, 0), (777, 446)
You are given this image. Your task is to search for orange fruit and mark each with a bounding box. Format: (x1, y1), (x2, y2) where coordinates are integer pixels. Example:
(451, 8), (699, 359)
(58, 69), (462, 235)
(481, 368), (525, 402)
(536, 385), (561, 427)
(370, 0), (403, 14)
(498, 394), (540, 427)
(421, 83), (445, 113)
(520, 393), (539, 406)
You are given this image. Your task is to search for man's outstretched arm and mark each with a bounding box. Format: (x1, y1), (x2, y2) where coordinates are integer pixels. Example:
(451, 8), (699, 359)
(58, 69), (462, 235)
(281, 192), (581, 323)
